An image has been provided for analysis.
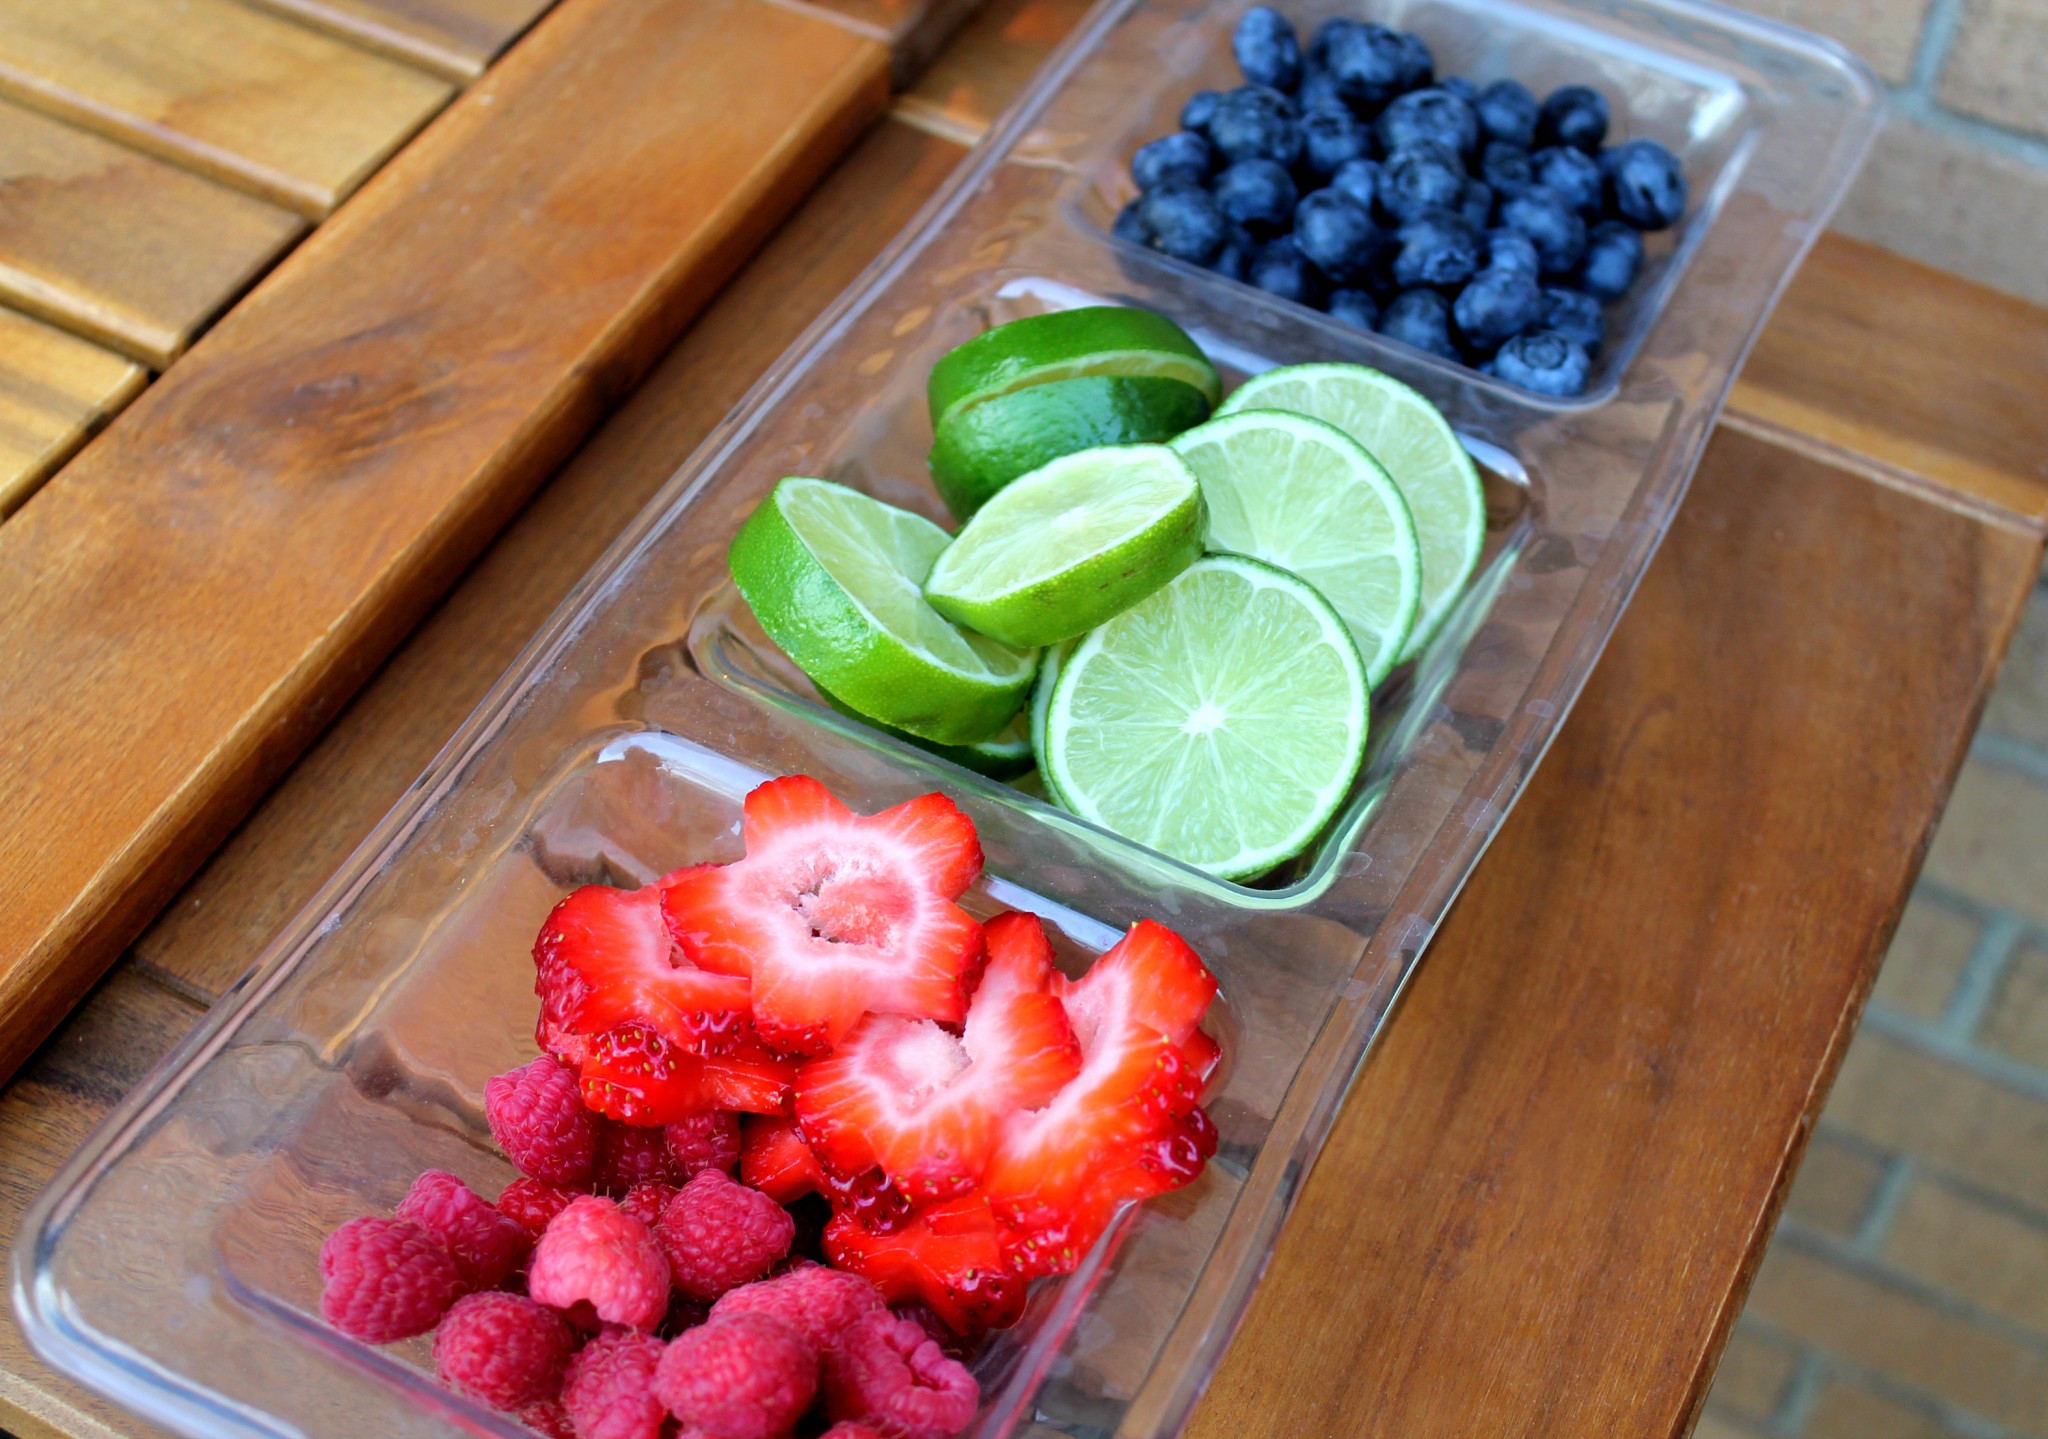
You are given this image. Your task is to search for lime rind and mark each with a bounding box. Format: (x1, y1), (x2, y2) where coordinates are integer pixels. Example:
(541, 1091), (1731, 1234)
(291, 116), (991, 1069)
(928, 306), (1221, 429)
(818, 684), (1035, 779)
(1029, 638), (1072, 801)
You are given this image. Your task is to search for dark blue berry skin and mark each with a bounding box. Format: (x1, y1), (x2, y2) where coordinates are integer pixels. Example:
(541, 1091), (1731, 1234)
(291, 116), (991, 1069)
(1441, 75), (1478, 104)
(1210, 230), (1255, 283)
(1532, 145), (1602, 213)
(1112, 198), (1150, 245)
(1180, 89), (1223, 136)
(1378, 145), (1465, 223)
(1460, 178), (1493, 229)
(1213, 158), (1299, 234)
(1296, 67), (1347, 114)
(1601, 139), (1687, 230)
(1328, 288), (1379, 329)
(1479, 141), (1535, 201)
(1475, 79), (1538, 147)
(1131, 130), (1213, 191)
(1249, 235), (1331, 307)
(1578, 219), (1644, 300)
(1498, 190), (1587, 276)
(1375, 87), (1480, 159)
(1299, 107), (1368, 179)
(1293, 187), (1383, 283)
(1453, 268), (1544, 348)
(1537, 84), (1609, 152)
(1322, 22), (1413, 107)
(1209, 87), (1303, 166)
(1492, 329), (1592, 395)
(1394, 32), (1435, 91)
(1379, 289), (1459, 359)
(1391, 212), (1481, 289)
(1234, 7), (1304, 93)
(1330, 157), (1381, 211)
(1139, 184), (1228, 264)
(1539, 286), (1605, 353)
(1483, 228), (1541, 278)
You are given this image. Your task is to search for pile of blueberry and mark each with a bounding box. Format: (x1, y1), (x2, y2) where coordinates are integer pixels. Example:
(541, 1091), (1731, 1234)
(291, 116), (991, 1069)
(1114, 7), (1688, 397)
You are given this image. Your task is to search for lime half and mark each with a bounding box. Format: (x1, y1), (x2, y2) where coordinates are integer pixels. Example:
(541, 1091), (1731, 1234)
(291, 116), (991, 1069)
(1170, 409), (1421, 688)
(1044, 554), (1368, 880)
(729, 478), (1036, 745)
(1029, 638), (1072, 801)
(928, 307), (1220, 430)
(924, 445), (1205, 649)
(1219, 364), (1482, 662)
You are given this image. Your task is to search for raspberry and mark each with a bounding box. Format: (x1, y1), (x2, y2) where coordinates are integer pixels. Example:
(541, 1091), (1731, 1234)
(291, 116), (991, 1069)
(820, 1425), (886, 1439)
(318, 1216), (464, 1343)
(487, 1056), (597, 1187)
(516, 1397), (577, 1439)
(593, 1117), (680, 1194)
(710, 1262), (882, 1349)
(654, 1169), (794, 1301)
(560, 1330), (669, 1439)
(499, 1177), (579, 1237)
(654, 1313), (816, 1439)
(398, 1170), (531, 1290)
(618, 1181), (679, 1230)
(527, 1196), (671, 1332)
(666, 1111), (741, 1179)
(432, 1292), (576, 1410)
(822, 1310), (979, 1439)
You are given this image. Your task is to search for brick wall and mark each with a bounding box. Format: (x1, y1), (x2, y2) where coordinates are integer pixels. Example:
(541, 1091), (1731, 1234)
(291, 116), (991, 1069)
(1728, 0), (2048, 306)
(1700, 580), (2048, 1439)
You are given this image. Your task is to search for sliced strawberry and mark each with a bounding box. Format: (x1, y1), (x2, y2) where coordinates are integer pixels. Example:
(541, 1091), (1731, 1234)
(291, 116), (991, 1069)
(1002, 1106), (1218, 1280)
(577, 1023), (797, 1124)
(534, 883), (750, 1063)
(740, 1115), (825, 1204)
(660, 776), (985, 1055)
(824, 1194), (1025, 1337)
(1182, 1028), (1223, 1086)
(795, 911), (1080, 1202)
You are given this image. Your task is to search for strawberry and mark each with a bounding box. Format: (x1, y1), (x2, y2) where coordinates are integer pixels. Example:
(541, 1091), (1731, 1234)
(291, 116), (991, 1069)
(824, 1194), (1026, 1338)
(1001, 1106), (1219, 1280)
(796, 911), (1080, 1202)
(578, 1023), (797, 1124)
(738, 1115), (914, 1232)
(534, 883), (750, 1065)
(660, 777), (984, 1055)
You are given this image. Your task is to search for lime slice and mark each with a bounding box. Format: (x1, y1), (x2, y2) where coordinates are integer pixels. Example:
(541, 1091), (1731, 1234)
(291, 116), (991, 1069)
(1029, 638), (1072, 801)
(1043, 554), (1368, 880)
(928, 307), (1221, 430)
(929, 374), (1211, 521)
(1219, 364), (1483, 662)
(729, 477), (1036, 745)
(1170, 409), (1421, 689)
(819, 686), (1035, 780)
(924, 445), (1205, 649)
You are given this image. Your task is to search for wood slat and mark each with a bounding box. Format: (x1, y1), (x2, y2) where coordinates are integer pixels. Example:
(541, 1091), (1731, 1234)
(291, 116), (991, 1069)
(789, 0), (989, 85)
(1183, 426), (2041, 1439)
(892, 0), (1090, 143)
(0, 307), (144, 517)
(0, 0), (454, 218)
(0, 0), (890, 1084)
(238, 0), (557, 81)
(0, 99), (305, 367)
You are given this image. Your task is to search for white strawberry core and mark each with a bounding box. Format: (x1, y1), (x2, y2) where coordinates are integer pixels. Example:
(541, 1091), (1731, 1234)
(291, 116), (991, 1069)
(872, 1018), (971, 1103)
(757, 847), (912, 948)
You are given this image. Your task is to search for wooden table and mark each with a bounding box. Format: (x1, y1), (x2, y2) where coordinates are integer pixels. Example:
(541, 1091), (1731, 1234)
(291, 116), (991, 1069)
(5, 2), (2048, 1437)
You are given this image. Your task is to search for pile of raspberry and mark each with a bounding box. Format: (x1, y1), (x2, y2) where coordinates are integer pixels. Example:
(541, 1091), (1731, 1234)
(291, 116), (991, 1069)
(319, 1061), (978, 1439)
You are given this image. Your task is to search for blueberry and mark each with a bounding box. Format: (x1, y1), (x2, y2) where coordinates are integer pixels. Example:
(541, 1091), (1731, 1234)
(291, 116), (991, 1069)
(1441, 75), (1478, 104)
(1539, 286), (1605, 352)
(1498, 190), (1587, 276)
(1210, 228), (1256, 283)
(1299, 106), (1368, 178)
(1378, 289), (1459, 359)
(1379, 144), (1466, 224)
(1532, 145), (1602, 213)
(1453, 268), (1543, 348)
(1181, 89), (1223, 136)
(1330, 157), (1381, 210)
(1293, 187), (1383, 283)
(1492, 329), (1592, 395)
(1374, 87), (1480, 160)
(1394, 32), (1435, 91)
(1578, 219), (1644, 299)
(1132, 130), (1213, 191)
(1322, 22), (1413, 107)
(1297, 67), (1348, 114)
(1479, 141), (1535, 201)
(1234, 6), (1304, 93)
(1482, 228), (1541, 278)
(1474, 79), (1538, 147)
(1112, 197), (1150, 245)
(1139, 184), (1228, 264)
(1460, 178), (1493, 229)
(1213, 158), (1299, 234)
(1328, 288), (1380, 329)
(1602, 139), (1687, 230)
(1391, 212), (1481, 289)
(1209, 87), (1303, 166)
(1537, 84), (1609, 152)
(1249, 235), (1331, 307)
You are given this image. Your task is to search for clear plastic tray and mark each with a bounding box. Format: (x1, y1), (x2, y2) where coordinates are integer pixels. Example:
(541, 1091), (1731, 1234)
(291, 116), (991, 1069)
(14, 3), (1879, 1437)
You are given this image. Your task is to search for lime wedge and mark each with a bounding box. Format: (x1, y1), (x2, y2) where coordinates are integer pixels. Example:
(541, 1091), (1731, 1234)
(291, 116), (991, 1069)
(729, 478), (1036, 745)
(1170, 409), (1422, 689)
(820, 686), (1035, 780)
(1043, 554), (1368, 880)
(928, 307), (1220, 430)
(924, 445), (1205, 648)
(929, 374), (1211, 521)
(1219, 364), (1483, 662)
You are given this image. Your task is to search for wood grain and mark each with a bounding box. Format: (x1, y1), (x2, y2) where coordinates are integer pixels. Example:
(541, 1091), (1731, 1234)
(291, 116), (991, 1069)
(239, 0), (557, 81)
(0, 99), (305, 367)
(0, 0), (453, 217)
(0, 0), (890, 1084)
(0, 307), (145, 517)
(783, 0), (989, 85)
(892, 0), (1091, 143)
(1182, 426), (2041, 1439)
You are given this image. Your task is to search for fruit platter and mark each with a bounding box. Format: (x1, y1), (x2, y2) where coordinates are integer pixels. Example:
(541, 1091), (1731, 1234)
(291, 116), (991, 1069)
(15, 2), (1878, 1439)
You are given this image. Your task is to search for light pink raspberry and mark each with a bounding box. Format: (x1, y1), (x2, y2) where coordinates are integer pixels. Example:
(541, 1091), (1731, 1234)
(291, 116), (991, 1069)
(560, 1329), (669, 1439)
(593, 1117), (680, 1194)
(318, 1216), (464, 1343)
(398, 1170), (531, 1291)
(710, 1261), (882, 1350)
(654, 1312), (816, 1439)
(486, 1056), (597, 1187)
(665, 1111), (741, 1179)
(432, 1291), (575, 1410)
(654, 1169), (793, 1302)
(823, 1309), (979, 1439)
(527, 1195), (670, 1332)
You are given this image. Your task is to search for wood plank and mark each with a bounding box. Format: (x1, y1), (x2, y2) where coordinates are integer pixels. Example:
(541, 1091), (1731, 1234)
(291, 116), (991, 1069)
(1182, 426), (2041, 1439)
(0, 99), (305, 367)
(0, 0), (890, 1084)
(0, 307), (145, 518)
(237, 0), (557, 82)
(785, 0), (989, 85)
(892, 0), (1091, 143)
(0, 0), (453, 218)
